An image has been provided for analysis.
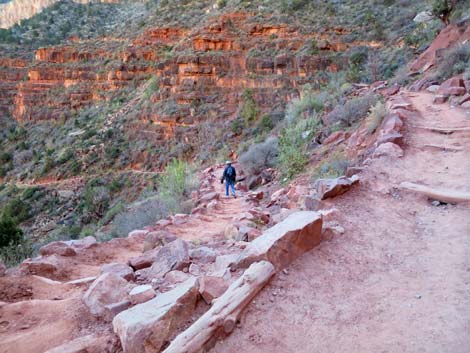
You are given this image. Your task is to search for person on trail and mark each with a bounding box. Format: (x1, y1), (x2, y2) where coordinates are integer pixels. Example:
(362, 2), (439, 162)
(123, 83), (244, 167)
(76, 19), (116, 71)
(221, 161), (237, 198)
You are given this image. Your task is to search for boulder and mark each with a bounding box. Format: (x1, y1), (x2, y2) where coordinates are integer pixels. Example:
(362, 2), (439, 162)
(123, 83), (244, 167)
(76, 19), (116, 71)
(426, 85), (440, 93)
(248, 208), (270, 224)
(165, 270), (190, 285)
(113, 278), (199, 353)
(66, 236), (97, 250)
(39, 241), (77, 257)
(199, 276), (229, 304)
(380, 114), (403, 134)
(129, 285), (156, 305)
(189, 246), (217, 264)
(20, 255), (61, 277)
(376, 132), (404, 146)
(232, 211), (323, 271)
(270, 188), (286, 203)
(247, 175), (263, 190)
(0, 262), (6, 277)
(83, 272), (131, 319)
(101, 263), (135, 282)
(433, 94), (449, 104)
(143, 231), (177, 252)
(314, 175), (359, 200)
(438, 77), (465, 96)
(128, 248), (160, 270)
(299, 195), (320, 211)
(146, 239), (190, 279)
(373, 142), (404, 158)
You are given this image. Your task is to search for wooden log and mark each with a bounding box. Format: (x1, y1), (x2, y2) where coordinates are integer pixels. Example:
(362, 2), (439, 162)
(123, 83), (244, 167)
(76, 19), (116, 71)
(162, 261), (275, 353)
(399, 182), (470, 204)
(410, 125), (470, 134)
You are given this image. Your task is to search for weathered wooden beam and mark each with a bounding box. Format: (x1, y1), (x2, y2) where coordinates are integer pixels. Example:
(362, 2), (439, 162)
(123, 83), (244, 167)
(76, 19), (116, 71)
(162, 261), (275, 353)
(400, 182), (470, 204)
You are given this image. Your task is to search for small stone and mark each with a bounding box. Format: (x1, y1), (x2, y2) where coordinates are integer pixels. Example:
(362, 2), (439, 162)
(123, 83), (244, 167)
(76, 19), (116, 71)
(431, 200), (441, 207)
(101, 263), (135, 282)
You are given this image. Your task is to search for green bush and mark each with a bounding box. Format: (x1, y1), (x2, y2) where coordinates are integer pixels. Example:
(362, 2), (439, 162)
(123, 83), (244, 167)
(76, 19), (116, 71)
(240, 89), (259, 123)
(278, 112), (320, 180)
(2, 199), (31, 224)
(0, 239), (33, 267)
(0, 214), (23, 248)
(157, 159), (196, 212)
(83, 185), (110, 219)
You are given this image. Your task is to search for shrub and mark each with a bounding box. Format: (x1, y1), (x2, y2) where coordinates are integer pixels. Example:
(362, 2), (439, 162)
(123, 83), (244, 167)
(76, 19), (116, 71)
(434, 43), (470, 80)
(0, 214), (23, 248)
(2, 199), (31, 224)
(110, 197), (170, 238)
(366, 101), (388, 134)
(327, 95), (378, 127)
(313, 152), (350, 179)
(83, 186), (110, 219)
(0, 239), (33, 267)
(286, 86), (324, 123)
(240, 137), (279, 175)
(157, 159), (196, 212)
(240, 89), (259, 123)
(278, 113), (320, 180)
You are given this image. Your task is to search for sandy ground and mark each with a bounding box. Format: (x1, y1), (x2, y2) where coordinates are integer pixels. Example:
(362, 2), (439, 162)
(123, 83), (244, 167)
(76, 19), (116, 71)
(212, 91), (470, 353)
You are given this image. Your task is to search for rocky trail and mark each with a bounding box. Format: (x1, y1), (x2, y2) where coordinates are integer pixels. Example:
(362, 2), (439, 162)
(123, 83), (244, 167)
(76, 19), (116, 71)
(0, 89), (469, 353)
(214, 90), (470, 353)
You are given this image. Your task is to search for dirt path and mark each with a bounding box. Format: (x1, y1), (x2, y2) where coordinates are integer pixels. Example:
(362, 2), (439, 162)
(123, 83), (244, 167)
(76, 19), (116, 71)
(213, 91), (470, 353)
(166, 164), (247, 243)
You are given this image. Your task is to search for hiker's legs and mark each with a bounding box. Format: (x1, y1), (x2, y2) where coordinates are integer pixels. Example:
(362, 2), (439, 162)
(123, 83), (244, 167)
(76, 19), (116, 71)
(230, 180), (236, 196)
(225, 180), (229, 196)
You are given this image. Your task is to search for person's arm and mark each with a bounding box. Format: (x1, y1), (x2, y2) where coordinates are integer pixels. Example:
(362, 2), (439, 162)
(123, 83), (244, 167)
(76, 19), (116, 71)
(221, 168), (226, 183)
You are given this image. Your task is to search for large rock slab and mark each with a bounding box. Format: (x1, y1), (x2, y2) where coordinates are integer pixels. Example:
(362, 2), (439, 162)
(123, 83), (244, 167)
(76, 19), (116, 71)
(39, 241), (77, 257)
(83, 272), (131, 320)
(113, 277), (199, 353)
(199, 276), (229, 304)
(314, 175), (359, 200)
(231, 211), (322, 271)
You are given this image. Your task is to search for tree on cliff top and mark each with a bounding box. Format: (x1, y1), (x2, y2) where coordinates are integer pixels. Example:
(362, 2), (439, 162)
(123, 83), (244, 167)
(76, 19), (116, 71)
(430, 0), (459, 25)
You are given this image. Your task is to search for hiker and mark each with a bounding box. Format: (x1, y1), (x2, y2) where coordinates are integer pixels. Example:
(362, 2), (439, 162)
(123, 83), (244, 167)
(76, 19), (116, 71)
(221, 161), (237, 198)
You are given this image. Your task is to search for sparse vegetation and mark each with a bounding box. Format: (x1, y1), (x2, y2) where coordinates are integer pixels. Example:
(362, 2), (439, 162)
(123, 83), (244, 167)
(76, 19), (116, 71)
(433, 43), (470, 80)
(240, 137), (279, 175)
(327, 95), (379, 127)
(313, 152), (350, 179)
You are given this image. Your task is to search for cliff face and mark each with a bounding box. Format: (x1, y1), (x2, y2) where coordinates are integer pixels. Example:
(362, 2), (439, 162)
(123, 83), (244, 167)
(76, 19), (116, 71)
(1, 13), (382, 141)
(0, 0), (121, 29)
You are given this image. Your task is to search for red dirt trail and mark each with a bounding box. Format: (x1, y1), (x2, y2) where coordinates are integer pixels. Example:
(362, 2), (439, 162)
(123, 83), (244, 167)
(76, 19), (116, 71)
(212, 91), (470, 353)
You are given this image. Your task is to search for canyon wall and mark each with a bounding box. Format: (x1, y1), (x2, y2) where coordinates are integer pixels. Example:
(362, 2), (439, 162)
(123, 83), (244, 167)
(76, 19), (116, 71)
(0, 0), (123, 28)
(0, 13), (383, 154)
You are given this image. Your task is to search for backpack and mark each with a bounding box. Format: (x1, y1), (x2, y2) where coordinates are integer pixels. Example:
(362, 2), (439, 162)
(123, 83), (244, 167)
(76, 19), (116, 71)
(226, 166), (235, 178)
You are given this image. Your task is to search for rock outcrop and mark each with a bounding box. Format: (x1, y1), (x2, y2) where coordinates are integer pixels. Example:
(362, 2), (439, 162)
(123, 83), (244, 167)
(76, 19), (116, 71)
(232, 211), (323, 271)
(113, 277), (199, 353)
